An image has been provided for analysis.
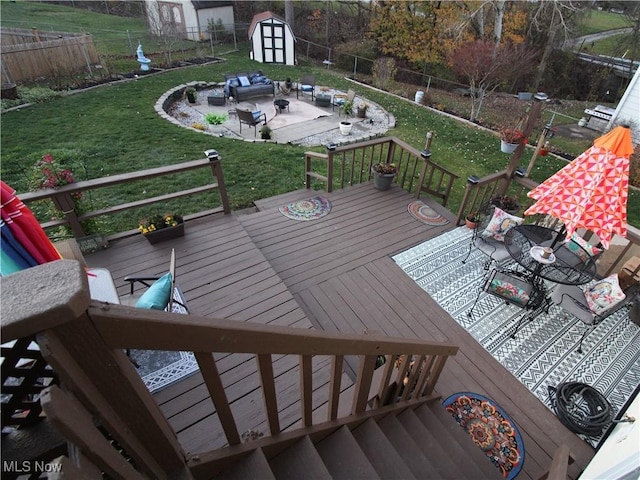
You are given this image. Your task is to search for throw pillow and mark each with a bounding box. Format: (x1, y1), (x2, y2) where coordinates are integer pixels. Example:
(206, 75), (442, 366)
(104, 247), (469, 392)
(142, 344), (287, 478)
(238, 75), (251, 87)
(565, 233), (602, 263)
(488, 278), (530, 306)
(583, 273), (625, 315)
(482, 207), (524, 242)
(135, 272), (173, 310)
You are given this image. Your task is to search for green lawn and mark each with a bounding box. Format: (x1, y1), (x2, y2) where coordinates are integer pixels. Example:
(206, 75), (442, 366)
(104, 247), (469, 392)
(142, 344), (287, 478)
(577, 8), (634, 36)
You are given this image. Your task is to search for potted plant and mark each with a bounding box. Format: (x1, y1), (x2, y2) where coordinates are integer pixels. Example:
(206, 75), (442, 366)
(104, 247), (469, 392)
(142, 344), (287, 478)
(204, 112), (228, 125)
(465, 212), (483, 229)
(339, 121), (352, 136)
(138, 213), (184, 244)
(499, 127), (525, 153)
(260, 125), (272, 140)
(342, 99), (354, 117)
(184, 87), (197, 104)
(539, 141), (550, 157)
(371, 162), (398, 190)
(356, 103), (369, 118)
(490, 195), (520, 214)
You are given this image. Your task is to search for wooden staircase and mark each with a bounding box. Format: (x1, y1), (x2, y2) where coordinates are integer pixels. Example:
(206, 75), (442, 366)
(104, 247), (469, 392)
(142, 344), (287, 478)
(212, 399), (501, 480)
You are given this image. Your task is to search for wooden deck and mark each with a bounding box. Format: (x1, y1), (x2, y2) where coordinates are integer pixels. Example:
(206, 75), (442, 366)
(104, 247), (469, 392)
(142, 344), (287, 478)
(85, 182), (595, 479)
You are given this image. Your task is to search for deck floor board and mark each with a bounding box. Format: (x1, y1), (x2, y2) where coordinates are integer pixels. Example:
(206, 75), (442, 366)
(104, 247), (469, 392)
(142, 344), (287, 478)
(86, 183), (595, 478)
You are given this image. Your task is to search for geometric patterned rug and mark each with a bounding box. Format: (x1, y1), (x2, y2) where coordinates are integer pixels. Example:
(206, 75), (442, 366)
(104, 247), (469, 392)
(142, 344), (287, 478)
(129, 288), (199, 392)
(392, 226), (640, 447)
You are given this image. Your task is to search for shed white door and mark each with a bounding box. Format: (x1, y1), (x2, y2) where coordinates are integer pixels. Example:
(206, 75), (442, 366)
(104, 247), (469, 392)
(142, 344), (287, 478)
(261, 21), (286, 64)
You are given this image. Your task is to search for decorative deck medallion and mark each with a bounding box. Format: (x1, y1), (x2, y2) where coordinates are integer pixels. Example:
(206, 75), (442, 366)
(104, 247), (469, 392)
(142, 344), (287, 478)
(407, 200), (449, 226)
(279, 196), (331, 221)
(443, 392), (524, 480)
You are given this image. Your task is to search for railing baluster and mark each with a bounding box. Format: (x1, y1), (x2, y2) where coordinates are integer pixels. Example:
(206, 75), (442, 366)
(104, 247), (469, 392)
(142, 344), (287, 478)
(257, 353), (280, 434)
(414, 355), (436, 398)
(351, 355), (378, 414)
(358, 148), (366, 183)
(424, 355), (448, 395)
(195, 351), (240, 445)
(300, 354), (313, 427)
(401, 354), (425, 401)
(328, 355), (344, 421)
(374, 354), (397, 407)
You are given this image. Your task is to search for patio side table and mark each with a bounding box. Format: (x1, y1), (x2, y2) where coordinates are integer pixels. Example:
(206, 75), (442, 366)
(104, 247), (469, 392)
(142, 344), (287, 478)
(207, 91), (226, 106)
(315, 93), (332, 108)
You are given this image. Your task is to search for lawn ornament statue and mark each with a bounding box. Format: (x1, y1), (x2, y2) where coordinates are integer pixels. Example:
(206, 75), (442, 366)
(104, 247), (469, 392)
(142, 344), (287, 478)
(136, 43), (151, 71)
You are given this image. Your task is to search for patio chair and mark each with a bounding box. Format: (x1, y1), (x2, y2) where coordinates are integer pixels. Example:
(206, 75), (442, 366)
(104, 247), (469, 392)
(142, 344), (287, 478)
(461, 205), (521, 270)
(552, 267), (640, 353)
(120, 248), (189, 314)
(297, 74), (316, 101)
(334, 89), (356, 116)
(237, 108), (266, 137)
(468, 266), (547, 337)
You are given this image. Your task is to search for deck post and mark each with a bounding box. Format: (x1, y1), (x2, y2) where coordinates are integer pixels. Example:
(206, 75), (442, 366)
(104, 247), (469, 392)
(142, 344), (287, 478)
(1, 261), (189, 478)
(209, 158), (231, 214)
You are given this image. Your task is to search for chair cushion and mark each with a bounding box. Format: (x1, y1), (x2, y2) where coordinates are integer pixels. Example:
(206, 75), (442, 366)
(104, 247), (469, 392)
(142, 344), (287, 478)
(488, 278), (530, 306)
(252, 110), (262, 120)
(238, 75), (251, 87)
(565, 233), (602, 262)
(582, 273), (626, 315)
(482, 207), (523, 242)
(301, 84), (314, 92)
(135, 273), (173, 310)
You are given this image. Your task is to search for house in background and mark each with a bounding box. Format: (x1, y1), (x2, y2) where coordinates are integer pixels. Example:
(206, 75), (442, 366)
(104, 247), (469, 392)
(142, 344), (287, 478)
(248, 11), (296, 66)
(607, 66), (640, 146)
(145, 0), (234, 42)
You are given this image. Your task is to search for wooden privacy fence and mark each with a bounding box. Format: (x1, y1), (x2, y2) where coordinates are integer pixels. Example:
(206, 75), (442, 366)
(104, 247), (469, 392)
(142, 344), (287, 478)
(305, 136), (459, 207)
(1, 28), (99, 84)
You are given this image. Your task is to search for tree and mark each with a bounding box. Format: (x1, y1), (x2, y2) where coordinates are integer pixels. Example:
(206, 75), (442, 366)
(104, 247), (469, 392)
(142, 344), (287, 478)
(144, 1), (183, 66)
(369, 0), (468, 69)
(527, 0), (587, 90)
(449, 39), (537, 122)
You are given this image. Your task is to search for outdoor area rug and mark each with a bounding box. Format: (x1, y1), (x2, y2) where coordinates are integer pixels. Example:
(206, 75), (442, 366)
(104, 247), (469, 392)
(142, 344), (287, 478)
(129, 289), (199, 392)
(393, 226), (640, 447)
(279, 195), (332, 221)
(407, 200), (449, 226)
(443, 392), (524, 480)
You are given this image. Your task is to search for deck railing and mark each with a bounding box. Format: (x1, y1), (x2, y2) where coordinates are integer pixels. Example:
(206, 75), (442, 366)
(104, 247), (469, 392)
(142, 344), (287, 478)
(456, 170), (640, 276)
(17, 157), (230, 240)
(2, 260), (458, 477)
(305, 136), (459, 207)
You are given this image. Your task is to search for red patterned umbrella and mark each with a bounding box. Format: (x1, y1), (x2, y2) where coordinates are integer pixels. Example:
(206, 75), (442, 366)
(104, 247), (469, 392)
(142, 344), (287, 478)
(524, 125), (634, 249)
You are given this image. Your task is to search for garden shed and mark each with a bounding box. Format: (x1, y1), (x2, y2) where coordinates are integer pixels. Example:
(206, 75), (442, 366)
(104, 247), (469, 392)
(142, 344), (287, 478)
(248, 11), (296, 65)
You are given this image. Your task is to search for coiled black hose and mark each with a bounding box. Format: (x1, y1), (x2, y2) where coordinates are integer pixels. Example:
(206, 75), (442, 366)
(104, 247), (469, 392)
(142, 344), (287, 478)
(548, 382), (614, 436)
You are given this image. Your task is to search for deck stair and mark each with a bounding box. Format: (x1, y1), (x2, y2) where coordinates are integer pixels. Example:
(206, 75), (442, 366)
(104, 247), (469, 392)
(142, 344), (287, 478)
(210, 399), (501, 480)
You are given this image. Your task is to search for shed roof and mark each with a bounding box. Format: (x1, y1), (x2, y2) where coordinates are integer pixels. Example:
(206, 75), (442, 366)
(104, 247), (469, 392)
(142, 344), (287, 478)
(248, 11), (290, 39)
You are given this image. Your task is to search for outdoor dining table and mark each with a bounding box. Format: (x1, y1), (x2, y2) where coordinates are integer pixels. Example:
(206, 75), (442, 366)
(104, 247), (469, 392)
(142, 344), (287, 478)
(499, 224), (598, 338)
(503, 224), (598, 286)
